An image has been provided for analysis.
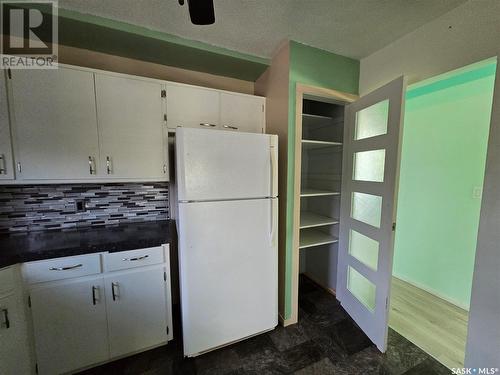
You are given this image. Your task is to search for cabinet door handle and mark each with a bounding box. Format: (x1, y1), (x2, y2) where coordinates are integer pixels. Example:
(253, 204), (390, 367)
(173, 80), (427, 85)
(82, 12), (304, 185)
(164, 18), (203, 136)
(122, 254), (149, 262)
(111, 282), (118, 301)
(223, 125), (238, 130)
(199, 123), (216, 127)
(17, 162), (21, 173)
(106, 156), (112, 174)
(49, 264), (83, 271)
(92, 286), (98, 305)
(0, 154), (6, 175)
(1, 309), (9, 329)
(88, 156), (95, 175)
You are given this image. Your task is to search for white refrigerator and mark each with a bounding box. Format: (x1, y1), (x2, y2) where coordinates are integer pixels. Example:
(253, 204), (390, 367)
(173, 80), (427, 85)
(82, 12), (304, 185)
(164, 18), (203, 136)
(175, 127), (278, 357)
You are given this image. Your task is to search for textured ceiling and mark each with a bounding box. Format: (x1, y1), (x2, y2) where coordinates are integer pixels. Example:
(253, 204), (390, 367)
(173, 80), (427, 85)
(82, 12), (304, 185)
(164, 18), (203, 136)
(59, 0), (468, 60)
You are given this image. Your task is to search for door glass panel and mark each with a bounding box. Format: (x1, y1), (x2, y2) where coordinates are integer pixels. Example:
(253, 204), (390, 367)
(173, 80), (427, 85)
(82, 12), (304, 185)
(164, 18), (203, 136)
(355, 100), (389, 140)
(353, 149), (386, 182)
(347, 266), (376, 311)
(351, 192), (382, 228)
(349, 230), (379, 270)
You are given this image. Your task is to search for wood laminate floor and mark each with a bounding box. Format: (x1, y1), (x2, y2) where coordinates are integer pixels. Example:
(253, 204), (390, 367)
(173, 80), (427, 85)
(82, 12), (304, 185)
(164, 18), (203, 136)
(389, 277), (469, 370)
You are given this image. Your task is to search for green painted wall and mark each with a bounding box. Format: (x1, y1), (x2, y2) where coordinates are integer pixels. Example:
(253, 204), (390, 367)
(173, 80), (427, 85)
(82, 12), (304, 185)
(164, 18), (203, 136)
(393, 61), (496, 309)
(284, 42), (359, 319)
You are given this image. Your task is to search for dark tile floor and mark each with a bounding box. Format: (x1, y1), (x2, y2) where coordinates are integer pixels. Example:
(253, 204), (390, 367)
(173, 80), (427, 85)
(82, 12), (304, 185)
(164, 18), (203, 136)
(78, 275), (451, 375)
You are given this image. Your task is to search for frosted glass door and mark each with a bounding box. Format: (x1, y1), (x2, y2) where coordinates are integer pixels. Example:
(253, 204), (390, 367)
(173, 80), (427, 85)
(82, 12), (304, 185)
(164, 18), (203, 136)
(337, 76), (406, 352)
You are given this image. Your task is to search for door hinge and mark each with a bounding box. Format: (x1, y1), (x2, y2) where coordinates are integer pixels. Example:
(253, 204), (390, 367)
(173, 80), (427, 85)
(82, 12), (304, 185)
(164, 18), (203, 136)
(163, 271), (167, 282)
(163, 114), (167, 122)
(161, 89), (166, 98)
(392, 222), (396, 231)
(7, 68), (12, 80)
(28, 295), (31, 308)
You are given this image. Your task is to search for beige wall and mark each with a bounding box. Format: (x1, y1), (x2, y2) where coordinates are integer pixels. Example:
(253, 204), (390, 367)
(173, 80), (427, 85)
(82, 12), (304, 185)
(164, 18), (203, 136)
(360, 0), (500, 367)
(255, 43), (290, 321)
(359, 0), (500, 94)
(59, 44), (255, 94)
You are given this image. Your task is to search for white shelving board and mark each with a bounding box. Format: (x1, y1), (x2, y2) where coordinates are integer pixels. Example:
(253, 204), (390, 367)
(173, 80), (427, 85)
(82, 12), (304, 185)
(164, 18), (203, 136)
(300, 211), (339, 229)
(299, 229), (339, 249)
(300, 188), (341, 197)
(302, 139), (342, 149)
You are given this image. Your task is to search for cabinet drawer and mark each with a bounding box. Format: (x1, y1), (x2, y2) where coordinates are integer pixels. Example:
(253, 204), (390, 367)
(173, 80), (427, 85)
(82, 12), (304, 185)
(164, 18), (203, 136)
(103, 246), (165, 272)
(22, 254), (102, 284)
(0, 267), (16, 295)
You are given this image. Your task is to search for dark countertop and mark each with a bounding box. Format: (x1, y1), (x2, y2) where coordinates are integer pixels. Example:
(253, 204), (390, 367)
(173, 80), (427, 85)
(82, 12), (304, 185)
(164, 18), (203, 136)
(0, 220), (173, 269)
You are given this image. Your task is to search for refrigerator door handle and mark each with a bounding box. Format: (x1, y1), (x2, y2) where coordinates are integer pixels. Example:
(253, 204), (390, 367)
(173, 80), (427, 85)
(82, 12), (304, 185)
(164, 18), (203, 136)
(270, 142), (277, 197)
(270, 199), (278, 247)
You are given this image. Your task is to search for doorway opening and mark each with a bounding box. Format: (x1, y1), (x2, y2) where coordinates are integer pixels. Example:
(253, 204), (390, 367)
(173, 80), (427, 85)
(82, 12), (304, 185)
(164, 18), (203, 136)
(389, 58), (497, 369)
(291, 85), (357, 327)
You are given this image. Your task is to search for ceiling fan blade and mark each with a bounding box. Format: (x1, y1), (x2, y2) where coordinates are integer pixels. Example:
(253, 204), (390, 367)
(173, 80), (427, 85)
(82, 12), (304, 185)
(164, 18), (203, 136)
(187, 0), (215, 25)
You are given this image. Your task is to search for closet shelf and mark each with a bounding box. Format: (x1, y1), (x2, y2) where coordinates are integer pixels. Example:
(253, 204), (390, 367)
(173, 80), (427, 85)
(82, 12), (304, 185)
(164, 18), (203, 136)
(300, 188), (341, 197)
(299, 229), (339, 249)
(302, 113), (333, 120)
(302, 139), (342, 149)
(300, 212), (339, 229)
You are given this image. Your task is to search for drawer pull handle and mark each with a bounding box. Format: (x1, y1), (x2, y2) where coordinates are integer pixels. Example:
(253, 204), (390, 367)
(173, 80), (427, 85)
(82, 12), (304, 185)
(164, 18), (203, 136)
(88, 156), (95, 175)
(49, 264), (83, 271)
(1, 309), (9, 329)
(122, 255), (149, 262)
(199, 123), (216, 127)
(0, 154), (6, 175)
(111, 282), (119, 301)
(223, 125), (238, 130)
(92, 286), (99, 305)
(106, 156), (112, 175)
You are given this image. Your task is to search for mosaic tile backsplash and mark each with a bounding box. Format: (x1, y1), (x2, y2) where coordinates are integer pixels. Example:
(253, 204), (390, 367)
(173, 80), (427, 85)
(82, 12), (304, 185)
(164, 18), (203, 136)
(0, 183), (169, 233)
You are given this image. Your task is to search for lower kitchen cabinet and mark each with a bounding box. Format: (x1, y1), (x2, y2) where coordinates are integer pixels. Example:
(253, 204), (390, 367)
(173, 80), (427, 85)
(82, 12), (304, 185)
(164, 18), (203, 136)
(26, 245), (172, 374)
(30, 277), (109, 375)
(0, 293), (31, 375)
(105, 266), (170, 358)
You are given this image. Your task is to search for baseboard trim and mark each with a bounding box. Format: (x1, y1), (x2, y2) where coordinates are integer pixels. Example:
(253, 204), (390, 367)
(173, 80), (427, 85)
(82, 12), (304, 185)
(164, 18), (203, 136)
(392, 274), (469, 312)
(302, 272), (336, 297)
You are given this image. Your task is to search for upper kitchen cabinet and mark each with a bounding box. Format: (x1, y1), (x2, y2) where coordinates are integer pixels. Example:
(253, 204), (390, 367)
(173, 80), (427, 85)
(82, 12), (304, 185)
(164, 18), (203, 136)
(94, 74), (168, 180)
(9, 67), (100, 180)
(0, 71), (14, 180)
(220, 92), (265, 133)
(166, 82), (266, 133)
(166, 83), (220, 130)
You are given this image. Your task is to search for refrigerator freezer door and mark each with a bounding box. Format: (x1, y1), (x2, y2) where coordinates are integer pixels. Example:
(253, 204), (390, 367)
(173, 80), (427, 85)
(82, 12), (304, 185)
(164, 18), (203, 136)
(178, 198), (278, 356)
(176, 128), (278, 201)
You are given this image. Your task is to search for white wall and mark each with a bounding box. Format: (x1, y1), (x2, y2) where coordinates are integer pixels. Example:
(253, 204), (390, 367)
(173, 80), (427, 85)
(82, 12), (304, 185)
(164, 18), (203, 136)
(360, 0), (500, 368)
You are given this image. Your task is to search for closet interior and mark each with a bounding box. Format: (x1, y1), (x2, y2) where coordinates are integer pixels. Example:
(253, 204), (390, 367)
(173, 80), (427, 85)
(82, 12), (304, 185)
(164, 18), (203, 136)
(299, 97), (345, 294)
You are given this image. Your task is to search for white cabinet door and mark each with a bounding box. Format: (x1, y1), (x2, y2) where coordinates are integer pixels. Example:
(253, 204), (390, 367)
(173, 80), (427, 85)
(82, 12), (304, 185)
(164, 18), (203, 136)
(104, 266), (169, 358)
(0, 293), (31, 375)
(166, 83), (220, 130)
(220, 93), (265, 133)
(10, 67), (100, 180)
(0, 72), (14, 180)
(95, 74), (167, 180)
(30, 277), (109, 375)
